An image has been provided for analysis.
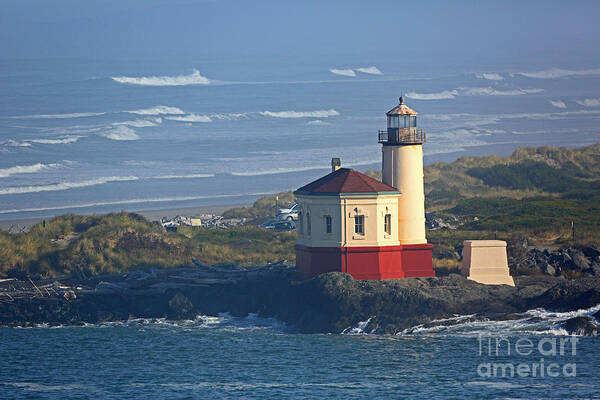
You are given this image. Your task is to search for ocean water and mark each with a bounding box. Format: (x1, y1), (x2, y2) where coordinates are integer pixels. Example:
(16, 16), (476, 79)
(1, 309), (599, 399)
(1, 58), (600, 221)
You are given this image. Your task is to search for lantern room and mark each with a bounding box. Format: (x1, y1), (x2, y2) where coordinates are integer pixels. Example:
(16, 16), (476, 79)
(379, 96), (425, 144)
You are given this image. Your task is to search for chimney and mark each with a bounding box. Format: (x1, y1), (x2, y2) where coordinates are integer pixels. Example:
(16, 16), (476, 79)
(331, 158), (341, 172)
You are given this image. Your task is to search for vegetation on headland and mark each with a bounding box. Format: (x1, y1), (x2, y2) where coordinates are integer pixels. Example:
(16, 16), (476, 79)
(0, 213), (295, 278)
(1, 143), (599, 279)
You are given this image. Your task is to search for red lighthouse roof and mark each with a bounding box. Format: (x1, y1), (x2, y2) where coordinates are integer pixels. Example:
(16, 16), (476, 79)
(386, 96), (418, 116)
(295, 168), (400, 195)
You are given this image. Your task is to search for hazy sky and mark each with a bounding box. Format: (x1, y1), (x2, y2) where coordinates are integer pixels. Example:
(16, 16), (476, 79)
(1, 0), (599, 70)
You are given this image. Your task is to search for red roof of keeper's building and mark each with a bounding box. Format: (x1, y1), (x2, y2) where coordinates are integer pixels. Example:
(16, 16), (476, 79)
(294, 168), (400, 195)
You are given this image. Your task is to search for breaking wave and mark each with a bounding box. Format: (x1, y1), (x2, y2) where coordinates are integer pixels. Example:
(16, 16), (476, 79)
(476, 73), (504, 81)
(406, 90), (458, 100)
(576, 98), (600, 107)
(29, 136), (83, 145)
(9, 112), (105, 119)
(330, 68), (356, 77)
(400, 304), (600, 337)
(549, 100), (567, 109)
(0, 163), (61, 178)
(518, 67), (600, 79)
(101, 126), (140, 141)
(356, 66), (383, 75)
(113, 118), (162, 127)
(307, 119), (330, 125)
(125, 106), (185, 115)
(407, 87), (543, 100)
(165, 114), (212, 123)
(0, 192), (273, 214)
(259, 109), (340, 118)
(0, 176), (140, 195)
(112, 69), (210, 86)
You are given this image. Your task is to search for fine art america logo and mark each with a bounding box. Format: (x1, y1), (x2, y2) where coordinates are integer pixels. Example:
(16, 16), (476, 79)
(477, 334), (578, 378)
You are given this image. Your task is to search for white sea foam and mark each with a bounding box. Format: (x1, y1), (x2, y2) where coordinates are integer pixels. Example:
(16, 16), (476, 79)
(0, 176), (139, 195)
(4, 139), (31, 147)
(459, 87), (544, 96)
(125, 106), (185, 115)
(0, 192), (274, 214)
(519, 67), (600, 79)
(113, 118), (162, 127)
(549, 100), (567, 109)
(152, 173), (215, 179)
(477, 73), (504, 81)
(10, 112), (106, 119)
(575, 98), (600, 107)
(330, 68), (356, 77)
(307, 119), (330, 125)
(400, 304), (600, 337)
(342, 317), (375, 335)
(112, 69), (210, 86)
(0, 163), (61, 178)
(210, 112), (249, 120)
(29, 136), (83, 145)
(259, 109), (340, 118)
(165, 114), (212, 122)
(102, 126), (140, 141)
(407, 87), (542, 100)
(356, 66), (383, 75)
(406, 90), (458, 100)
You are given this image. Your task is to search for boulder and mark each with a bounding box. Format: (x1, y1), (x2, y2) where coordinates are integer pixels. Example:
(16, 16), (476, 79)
(579, 245), (600, 259)
(561, 316), (598, 336)
(167, 292), (195, 320)
(571, 251), (591, 271)
(541, 263), (555, 276)
(591, 263), (600, 276)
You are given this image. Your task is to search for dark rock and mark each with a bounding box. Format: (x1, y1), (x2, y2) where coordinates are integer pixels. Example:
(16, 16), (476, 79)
(593, 310), (600, 321)
(541, 263), (556, 276)
(590, 263), (600, 276)
(167, 292), (195, 320)
(571, 251), (591, 271)
(561, 316), (598, 336)
(579, 245), (600, 259)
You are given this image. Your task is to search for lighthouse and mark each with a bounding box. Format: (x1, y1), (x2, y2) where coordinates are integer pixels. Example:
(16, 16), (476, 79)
(293, 97), (434, 280)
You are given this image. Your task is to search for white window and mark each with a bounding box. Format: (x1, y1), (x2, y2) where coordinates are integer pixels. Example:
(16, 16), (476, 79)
(298, 212), (303, 234)
(325, 215), (332, 234)
(384, 214), (392, 235)
(354, 215), (364, 235)
(307, 212), (311, 236)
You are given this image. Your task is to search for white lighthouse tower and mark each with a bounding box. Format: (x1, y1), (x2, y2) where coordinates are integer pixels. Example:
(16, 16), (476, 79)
(380, 96), (427, 244)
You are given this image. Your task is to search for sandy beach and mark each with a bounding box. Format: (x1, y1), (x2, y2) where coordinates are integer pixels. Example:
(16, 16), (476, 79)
(0, 203), (251, 233)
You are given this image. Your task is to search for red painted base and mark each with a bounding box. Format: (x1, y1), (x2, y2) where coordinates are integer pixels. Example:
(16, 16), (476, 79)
(295, 244), (435, 280)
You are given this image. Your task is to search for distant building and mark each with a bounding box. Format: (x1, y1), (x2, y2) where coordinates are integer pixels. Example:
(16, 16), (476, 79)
(294, 97), (434, 280)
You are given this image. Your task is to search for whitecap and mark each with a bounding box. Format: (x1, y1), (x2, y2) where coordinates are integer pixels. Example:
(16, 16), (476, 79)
(406, 90), (458, 100)
(330, 68), (356, 77)
(476, 73), (504, 81)
(549, 100), (567, 109)
(259, 109), (339, 118)
(9, 112), (106, 119)
(112, 68), (210, 86)
(356, 66), (383, 75)
(101, 126), (140, 141)
(0, 162), (61, 178)
(518, 67), (600, 79)
(0, 176), (140, 195)
(125, 105), (185, 115)
(165, 114), (212, 122)
(575, 98), (600, 107)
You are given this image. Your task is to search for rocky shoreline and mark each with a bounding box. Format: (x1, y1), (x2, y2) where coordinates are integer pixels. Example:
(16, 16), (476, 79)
(1, 264), (599, 335)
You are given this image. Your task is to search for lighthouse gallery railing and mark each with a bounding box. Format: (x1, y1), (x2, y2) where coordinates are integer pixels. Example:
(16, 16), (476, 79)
(378, 128), (426, 144)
